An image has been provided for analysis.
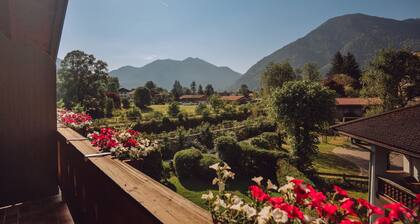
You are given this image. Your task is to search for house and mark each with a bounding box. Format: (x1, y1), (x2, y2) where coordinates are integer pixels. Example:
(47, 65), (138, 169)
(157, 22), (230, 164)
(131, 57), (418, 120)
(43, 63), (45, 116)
(332, 104), (420, 212)
(220, 95), (250, 104)
(179, 94), (207, 104)
(118, 88), (131, 98)
(335, 97), (382, 122)
(0, 1), (211, 223)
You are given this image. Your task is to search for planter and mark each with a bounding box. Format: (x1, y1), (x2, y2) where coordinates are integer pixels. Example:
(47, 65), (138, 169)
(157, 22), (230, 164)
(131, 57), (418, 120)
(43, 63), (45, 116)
(124, 158), (145, 171)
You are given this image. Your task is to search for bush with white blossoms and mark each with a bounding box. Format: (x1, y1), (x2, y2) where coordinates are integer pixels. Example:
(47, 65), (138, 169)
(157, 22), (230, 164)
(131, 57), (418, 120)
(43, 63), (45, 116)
(202, 162), (420, 224)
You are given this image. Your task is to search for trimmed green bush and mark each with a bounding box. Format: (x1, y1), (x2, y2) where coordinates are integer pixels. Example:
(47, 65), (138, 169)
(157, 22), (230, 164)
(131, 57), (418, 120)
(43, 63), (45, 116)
(198, 154), (221, 181)
(215, 136), (242, 170)
(250, 137), (271, 149)
(216, 136), (287, 180)
(173, 148), (203, 179)
(276, 159), (312, 186)
(260, 132), (284, 148)
(126, 107), (141, 121)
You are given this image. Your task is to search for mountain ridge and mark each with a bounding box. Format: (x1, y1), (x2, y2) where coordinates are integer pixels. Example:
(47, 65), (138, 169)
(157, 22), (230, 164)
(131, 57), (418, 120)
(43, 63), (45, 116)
(110, 57), (241, 90)
(232, 13), (420, 90)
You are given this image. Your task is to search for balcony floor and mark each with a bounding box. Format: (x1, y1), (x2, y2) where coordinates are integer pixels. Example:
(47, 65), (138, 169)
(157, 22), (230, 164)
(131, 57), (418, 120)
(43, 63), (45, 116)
(0, 194), (73, 224)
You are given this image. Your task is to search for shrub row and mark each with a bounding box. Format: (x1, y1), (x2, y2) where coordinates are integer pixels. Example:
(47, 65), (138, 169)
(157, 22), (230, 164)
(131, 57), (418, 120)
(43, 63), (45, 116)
(235, 120), (277, 141)
(133, 111), (251, 134)
(250, 132), (286, 150)
(215, 136), (288, 180)
(173, 148), (221, 181)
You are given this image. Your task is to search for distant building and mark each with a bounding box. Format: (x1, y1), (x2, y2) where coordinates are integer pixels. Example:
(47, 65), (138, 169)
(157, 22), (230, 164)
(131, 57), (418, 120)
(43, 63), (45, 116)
(179, 95), (207, 104)
(220, 95), (249, 104)
(332, 104), (420, 213)
(118, 88), (130, 98)
(335, 97), (382, 122)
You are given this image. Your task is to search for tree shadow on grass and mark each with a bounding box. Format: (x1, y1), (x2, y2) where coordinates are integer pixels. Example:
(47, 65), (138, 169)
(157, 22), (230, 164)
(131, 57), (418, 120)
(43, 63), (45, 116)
(178, 176), (252, 195)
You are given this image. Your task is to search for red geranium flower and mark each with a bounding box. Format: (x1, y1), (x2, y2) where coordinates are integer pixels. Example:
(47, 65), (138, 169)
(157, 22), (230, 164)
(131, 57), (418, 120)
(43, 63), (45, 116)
(358, 198), (383, 216)
(334, 185), (348, 197)
(249, 185), (269, 202)
(373, 217), (391, 224)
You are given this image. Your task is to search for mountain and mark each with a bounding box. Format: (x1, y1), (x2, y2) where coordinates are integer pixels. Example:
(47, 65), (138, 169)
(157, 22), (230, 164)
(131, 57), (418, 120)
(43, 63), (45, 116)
(233, 13), (420, 89)
(110, 57), (241, 90)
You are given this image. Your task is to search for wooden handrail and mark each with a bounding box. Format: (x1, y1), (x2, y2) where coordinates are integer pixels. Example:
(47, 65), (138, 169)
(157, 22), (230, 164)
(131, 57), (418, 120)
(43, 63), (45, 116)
(377, 176), (416, 209)
(57, 127), (212, 224)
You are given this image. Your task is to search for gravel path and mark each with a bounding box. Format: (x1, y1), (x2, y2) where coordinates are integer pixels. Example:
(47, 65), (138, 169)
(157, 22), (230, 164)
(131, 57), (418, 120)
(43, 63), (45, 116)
(332, 146), (370, 176)
(332, 145), (404, 176)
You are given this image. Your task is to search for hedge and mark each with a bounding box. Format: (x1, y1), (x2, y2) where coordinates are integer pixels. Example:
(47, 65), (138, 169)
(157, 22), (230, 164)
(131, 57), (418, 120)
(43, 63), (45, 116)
(141, 150), (164, 181)
(173, 148), (203, 179)
(133, 110), (251, 134)
(235, 120), (276, 141)
(216, 136), (287, 180)
(198, 154), (221, 181)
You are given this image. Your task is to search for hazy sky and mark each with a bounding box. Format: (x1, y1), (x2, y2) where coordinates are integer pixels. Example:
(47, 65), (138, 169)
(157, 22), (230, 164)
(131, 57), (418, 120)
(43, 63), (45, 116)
(58, 0), (420, 73)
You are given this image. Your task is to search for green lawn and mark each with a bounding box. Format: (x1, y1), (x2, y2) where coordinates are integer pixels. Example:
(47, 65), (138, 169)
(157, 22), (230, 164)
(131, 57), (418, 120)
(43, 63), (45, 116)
(313, 137), (361, 175)
(168, 175), (251, 209)
(148, 104), (197, 116)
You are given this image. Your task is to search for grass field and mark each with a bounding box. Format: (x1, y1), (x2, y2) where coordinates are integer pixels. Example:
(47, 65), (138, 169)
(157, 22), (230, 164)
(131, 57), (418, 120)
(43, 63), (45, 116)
(168, 175), (251, 209)
(148, 104), (197, 116)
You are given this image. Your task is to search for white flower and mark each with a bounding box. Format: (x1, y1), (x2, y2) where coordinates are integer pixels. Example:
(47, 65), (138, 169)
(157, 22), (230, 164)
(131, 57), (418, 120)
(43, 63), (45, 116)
(223, 170), (235, 179)
(213, 197), (227, 211)
(272, 208), (288, 223)
(212, 177), (219, 185)
(252, 176), (264, 186)
(278, 182), (294, 193)
(242, 204), (257, 219)
(267, 179), (278, 191)
(209, 162), (220, 171)
(257, 206), (272, 224)
(229, 202), (243, 211)
(201, 191), (214, 201)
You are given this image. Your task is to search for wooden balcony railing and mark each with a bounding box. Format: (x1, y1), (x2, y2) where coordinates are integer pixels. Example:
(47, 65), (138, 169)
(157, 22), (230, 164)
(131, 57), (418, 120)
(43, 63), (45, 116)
(57, 127), (212, 224)
(377, 176), (416, 209)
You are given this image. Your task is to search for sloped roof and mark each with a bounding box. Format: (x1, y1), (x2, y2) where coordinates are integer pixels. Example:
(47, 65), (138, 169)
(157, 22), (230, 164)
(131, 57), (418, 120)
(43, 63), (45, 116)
(335, 97), (382, 106)
(179, 95), (206, 100)
(220, 95), (246, 101)
(332, 104), (420, 157)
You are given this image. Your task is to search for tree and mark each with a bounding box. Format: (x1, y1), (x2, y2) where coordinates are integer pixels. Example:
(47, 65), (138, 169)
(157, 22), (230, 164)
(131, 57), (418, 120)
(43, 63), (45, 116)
(343, 52), (361, 87)
(261, 62), (295, 95)
(198, 84), (204, 94)
(171, 80), (183, 100)
(134, 87), (151, 109)
(204, 84), (215, 96)
(239, 84), (250, 97)
(107, 77), (120, 93)
(271, 80), (335, 174)
(167, 102), (181, 117)
(57, 50), (109, 118)
(191, 81), (197, 94)
(361, 48), (420, 111)
(301, 63), (321, 82)
(327, 52), (361, 88)
(208, 95), (224, 113)
(327, 51), (345, 77)
(105, 97), (114, 117)
(145, 81), (157, 90)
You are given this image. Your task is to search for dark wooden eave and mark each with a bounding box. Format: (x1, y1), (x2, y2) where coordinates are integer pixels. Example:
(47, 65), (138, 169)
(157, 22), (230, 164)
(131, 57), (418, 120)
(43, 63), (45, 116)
(331, 104), (420, 158)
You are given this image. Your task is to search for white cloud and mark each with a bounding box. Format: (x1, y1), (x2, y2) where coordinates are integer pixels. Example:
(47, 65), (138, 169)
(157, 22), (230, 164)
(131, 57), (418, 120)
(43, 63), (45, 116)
(143, 54), (158, 60)
(158, 0), (169, 7)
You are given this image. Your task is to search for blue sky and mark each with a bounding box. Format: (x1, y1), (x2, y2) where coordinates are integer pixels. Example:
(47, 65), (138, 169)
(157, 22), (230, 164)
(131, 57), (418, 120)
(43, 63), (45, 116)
(58, 0), (420, 73)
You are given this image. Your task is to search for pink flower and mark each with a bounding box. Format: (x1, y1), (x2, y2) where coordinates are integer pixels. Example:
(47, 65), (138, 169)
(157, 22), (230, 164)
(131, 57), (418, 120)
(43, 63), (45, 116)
(340, 198), (356, 215)
(334, 185), (348, 197)
(340, 219), (362, 224)
(249, 185), (269, 202)
(269, 197), (284, 206)
(358, 198), (383, 216)
(383, 203), (413, 221)
(322, 203), (338, 217)
(373, 217), (391, 224)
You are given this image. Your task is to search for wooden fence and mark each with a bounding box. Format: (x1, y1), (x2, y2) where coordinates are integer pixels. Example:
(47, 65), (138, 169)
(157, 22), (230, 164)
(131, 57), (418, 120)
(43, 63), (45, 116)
(57, 127), (212, 224)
